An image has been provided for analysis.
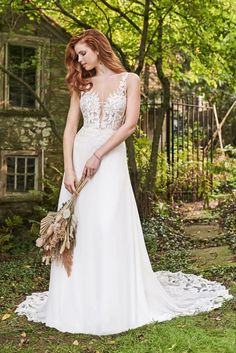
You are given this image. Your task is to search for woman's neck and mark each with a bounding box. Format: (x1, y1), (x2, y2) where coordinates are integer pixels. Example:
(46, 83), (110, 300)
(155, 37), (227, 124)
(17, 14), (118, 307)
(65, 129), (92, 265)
(95, 63), (115, 78)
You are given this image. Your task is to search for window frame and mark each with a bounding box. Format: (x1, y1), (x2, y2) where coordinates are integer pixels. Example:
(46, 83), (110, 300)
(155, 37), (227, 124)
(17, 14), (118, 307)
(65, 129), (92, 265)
(0, 149), (44, 198)
(0, 32), (50, 111)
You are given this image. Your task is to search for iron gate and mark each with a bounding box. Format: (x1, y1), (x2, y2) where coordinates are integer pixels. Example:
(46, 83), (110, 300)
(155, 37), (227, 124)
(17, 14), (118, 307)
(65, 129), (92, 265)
(138, 95), (214, 201)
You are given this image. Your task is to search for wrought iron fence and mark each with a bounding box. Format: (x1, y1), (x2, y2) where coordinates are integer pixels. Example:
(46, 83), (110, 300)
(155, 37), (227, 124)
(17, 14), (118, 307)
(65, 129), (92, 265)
(137, 95), (214, 202)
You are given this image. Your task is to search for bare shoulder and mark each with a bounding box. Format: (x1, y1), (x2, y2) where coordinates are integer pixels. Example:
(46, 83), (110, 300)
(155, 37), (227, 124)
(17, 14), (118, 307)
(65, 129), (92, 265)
(126, 73), (140, 91)
(127, 72), (140, 83)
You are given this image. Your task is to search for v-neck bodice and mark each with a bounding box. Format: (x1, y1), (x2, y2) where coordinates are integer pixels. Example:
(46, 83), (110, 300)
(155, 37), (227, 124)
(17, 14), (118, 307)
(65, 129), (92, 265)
(80, 72), (128, 130)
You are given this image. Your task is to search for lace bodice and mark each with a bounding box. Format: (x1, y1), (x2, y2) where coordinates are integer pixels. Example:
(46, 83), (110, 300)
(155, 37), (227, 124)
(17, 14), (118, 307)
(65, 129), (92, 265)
(80, 72), (128, 130)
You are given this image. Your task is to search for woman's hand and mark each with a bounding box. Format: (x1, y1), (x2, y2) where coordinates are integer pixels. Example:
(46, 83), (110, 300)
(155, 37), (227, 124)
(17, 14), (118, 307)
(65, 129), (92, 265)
(82, 153), (101, 179)
(64, 169), (78, 194)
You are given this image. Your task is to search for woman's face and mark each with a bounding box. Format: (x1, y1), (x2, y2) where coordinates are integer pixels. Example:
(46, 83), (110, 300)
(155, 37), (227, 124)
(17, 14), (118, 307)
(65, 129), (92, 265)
(74, 41), (99, 71)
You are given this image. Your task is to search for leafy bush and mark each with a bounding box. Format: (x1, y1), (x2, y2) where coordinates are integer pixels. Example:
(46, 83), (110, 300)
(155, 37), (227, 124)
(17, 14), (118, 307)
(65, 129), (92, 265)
(142, 209), (193, 253)
(218, 193), (236, 253)
(211, 145), (236, 194)
(34, 170), (63, 217)
(0, 215), (23, 253)
(0, 215), (38, 254)
(142, 207), (194, 272)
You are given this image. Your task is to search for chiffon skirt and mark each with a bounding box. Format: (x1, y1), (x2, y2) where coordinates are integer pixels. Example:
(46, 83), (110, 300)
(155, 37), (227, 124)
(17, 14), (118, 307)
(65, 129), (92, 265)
(15, 126), (233, 335)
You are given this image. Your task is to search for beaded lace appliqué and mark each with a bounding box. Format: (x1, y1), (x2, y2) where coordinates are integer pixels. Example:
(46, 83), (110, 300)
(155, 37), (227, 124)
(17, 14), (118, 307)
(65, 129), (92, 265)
(80, 72), (128, 130)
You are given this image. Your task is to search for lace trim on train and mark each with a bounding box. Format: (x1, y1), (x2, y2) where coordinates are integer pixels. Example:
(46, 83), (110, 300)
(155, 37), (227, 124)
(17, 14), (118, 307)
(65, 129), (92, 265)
(155, 271), (233, 313)
(15, 291), (48, 323)
(14, 271), (233, 324)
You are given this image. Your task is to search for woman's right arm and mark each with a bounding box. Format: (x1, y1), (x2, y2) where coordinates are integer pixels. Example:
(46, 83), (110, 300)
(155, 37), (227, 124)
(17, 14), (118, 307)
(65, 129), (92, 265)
(63, 90), (81, 194)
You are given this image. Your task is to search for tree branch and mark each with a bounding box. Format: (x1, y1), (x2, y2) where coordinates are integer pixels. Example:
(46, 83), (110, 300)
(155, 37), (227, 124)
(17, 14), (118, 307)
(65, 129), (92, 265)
(54, 0), (91, 29)
(127, 10), (144, 17)
(99, 0), (141, 33)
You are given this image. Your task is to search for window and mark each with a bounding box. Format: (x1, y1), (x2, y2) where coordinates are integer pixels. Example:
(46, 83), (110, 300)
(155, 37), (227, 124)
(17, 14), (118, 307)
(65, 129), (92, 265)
(0, 150), (43, 197)
(6, 156), (37, 192)
(8, 44), (37, 108)
(0, 33), (50, 111)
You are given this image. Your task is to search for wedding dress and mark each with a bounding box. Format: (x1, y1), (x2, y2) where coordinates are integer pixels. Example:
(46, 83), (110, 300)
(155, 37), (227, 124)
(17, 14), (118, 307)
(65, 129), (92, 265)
(15, 72), (233, 336)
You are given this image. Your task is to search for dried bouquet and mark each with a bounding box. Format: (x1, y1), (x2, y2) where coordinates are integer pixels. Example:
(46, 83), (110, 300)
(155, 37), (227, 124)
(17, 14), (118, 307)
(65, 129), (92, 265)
(36, 176), (89, 277)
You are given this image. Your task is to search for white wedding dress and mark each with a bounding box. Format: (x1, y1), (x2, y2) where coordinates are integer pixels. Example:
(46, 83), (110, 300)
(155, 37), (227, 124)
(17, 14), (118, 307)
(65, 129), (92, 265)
(15, 72), (233, 335)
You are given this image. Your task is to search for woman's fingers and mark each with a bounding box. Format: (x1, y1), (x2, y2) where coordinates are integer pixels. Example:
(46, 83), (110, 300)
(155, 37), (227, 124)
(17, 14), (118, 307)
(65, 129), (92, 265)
(71, 181), (77, 193)
(82, 167), (87, 179)
(89, 167), (96, 177)
(64, 184), (71, 193)
(64, 180), (77, 194)
(65, 185), (72, 193)
(83, 167), (96, 179)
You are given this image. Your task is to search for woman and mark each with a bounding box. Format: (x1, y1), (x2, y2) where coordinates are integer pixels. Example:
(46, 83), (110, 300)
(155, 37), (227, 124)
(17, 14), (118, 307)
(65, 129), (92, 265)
(15, 29), (233, 336)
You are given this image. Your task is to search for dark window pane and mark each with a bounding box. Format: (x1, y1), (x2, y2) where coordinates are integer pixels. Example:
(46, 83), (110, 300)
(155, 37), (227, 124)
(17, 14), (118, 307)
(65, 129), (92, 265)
(17, 157), (25, 173)
(9, 81), (22, 106)
(7, 157), (15, 173)
(27, 158), (35, 173)
(8, 45), (21, 73)
(7, 175), (15, 191)
(8, 45), (36, 108)
(16, 175), (25, 191)
(26, 175), (35, 190)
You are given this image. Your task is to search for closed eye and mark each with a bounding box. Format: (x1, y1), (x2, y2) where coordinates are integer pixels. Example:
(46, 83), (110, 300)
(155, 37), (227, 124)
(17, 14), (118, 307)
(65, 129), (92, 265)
(74, 51), (86, 60)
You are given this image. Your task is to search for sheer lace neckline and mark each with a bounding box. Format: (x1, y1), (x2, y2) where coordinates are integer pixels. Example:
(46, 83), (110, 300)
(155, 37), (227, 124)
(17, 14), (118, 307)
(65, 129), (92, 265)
(84, 72), (128, 106)
(80, 72), (128, 130)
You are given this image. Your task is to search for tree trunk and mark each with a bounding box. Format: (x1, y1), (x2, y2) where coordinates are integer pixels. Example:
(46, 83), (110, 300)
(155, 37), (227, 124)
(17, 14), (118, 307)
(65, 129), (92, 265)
(141, 18), (170, 218)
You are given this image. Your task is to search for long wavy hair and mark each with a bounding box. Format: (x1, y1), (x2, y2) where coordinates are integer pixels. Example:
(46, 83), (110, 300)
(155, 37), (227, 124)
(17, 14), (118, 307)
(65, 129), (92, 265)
(65, 29), (125, 95)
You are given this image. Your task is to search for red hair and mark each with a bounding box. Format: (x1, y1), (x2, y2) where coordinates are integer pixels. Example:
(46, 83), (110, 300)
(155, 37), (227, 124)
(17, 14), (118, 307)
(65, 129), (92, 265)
(65, 29), (125, 95)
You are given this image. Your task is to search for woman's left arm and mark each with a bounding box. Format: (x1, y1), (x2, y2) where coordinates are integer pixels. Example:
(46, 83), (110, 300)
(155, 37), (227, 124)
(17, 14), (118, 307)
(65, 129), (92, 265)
(82, 73), (140, 178)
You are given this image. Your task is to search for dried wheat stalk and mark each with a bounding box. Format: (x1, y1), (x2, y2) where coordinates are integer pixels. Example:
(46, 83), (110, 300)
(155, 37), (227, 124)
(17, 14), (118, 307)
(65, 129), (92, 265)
(36, 176), (89, 276)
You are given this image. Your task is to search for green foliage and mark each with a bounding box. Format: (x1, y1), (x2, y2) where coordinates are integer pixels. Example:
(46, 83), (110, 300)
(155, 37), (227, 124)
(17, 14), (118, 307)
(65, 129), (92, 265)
(35, 174), (62, 215)
(133, 128), (151, 190)
(156, 249), (193, 273)
(218, 194), (236, 253)
(0, 215), (23, 253)
(201, 265), (236, 285)
(211, 145), (236, 194)
(0, 251), (50, 312)
(134, 128), (151, 171)
(142, 209), (193, 253)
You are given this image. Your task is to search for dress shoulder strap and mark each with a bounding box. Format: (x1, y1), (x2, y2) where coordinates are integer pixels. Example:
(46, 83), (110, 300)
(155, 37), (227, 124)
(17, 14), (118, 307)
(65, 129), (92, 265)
(122, 72), (129, 82)
(119, 72), (129, 94)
